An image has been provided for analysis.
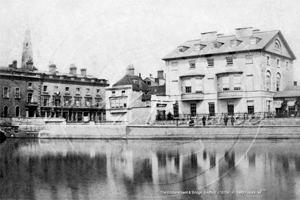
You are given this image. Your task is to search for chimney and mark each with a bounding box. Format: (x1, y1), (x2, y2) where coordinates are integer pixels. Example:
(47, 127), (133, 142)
(139, 73), (141, 77)
(126, 64), (134, 76)
(294, 81), (297, 86)
(235, 27), (253, 38)
(81, 68), (87, 76)
(12, 60), (17, 69)
(26, 60), (34, 71)
(69, 64), (77, 75)
(201, 31), (217, 41)
(49, 63), (57, 73)
(157, 70), (164, 79)
(149, 73), (152, 77)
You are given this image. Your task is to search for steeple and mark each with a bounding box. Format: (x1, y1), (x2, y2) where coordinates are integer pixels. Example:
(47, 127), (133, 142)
(21, 28), (34, 70)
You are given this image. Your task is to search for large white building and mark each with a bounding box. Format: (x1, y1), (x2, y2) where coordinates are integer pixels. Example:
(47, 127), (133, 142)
(162, 27), (296, 118)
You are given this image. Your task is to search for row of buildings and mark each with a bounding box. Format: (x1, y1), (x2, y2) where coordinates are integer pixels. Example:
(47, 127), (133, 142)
(0, 27), (298, 123)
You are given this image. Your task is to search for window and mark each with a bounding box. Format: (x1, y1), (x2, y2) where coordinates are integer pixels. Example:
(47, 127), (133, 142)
(53, 96), (61, 107)
(185, 86), (191, 93)
(112, 91), (115, 96)
(277, 59), (280, 68)
(178, 46), (188, 52)
(266, 56), (270, 65)
(274, 40), (281, 51)
(190, 103), (196, 117)
(286, 61), (289, 70)
(171, 62), (178, 67)
(209, 103), (215, 116)
(43, 86), (48, 92)
(41, 96), (49, 106)
(64, 96), (72, 106)
(222, 76), (229, 91)
(226, 57), (233, 65)
(122, 90), (126, 95)
(194, 44), (201, 51)
(86, 88), (90, 95)
(195, 78), (203, 93)
(28, 82), (32, 89)
(110, 97), (127, 108)
(247, 100), (254, 114)
(207, 58), (214, 67)
(15, 106), (20, 117)
(183, 79), (192, 93)
(3, 87), (9, 98)
(246, 75), (254, 91)
(276, 73), (281, 91)
(15, 88), (20, 99)
(245, 55), (253, 64)
(65, 87), (70, 94)
(95, 98), (103, 107)
(250, 37), (258, 45)
(3, 106), (8, 117)
(266, 71), (271, 91)
(96, 89), (101, 94)
(27, 93), (32, 103)
(233, 75), (241, 90)
(76, 88), (80, 95)
(189, 60), (196, 69)
(85, 97), (92, 107)
(54, 86), (59, 93)
(75, 97), (81, 107)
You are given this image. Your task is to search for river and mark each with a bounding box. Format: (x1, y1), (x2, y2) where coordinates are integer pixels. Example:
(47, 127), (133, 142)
(0, 138), (300, 200)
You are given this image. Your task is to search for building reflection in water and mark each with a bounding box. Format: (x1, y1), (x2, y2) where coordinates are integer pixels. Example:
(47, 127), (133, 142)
(0, 139), (300, 199)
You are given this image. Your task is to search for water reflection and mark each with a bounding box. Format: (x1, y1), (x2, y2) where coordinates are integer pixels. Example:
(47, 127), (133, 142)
(0, 139), (300, 200)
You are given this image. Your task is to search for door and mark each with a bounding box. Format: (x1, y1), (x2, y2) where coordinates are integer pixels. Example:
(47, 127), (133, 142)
(228, 104), (234, 116)
(209, 103), (215, 116)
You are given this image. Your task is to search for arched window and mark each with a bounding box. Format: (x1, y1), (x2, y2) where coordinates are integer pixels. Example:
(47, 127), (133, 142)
(276, 73), (281, 91)
(3, 106), (8, 117)
(274, 40), (281, 51)
(15, 106), (20, 117)
(266, 71), (271, 91)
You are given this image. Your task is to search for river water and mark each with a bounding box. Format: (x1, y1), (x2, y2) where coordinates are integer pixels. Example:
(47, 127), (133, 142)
(0, 138), (300, 200)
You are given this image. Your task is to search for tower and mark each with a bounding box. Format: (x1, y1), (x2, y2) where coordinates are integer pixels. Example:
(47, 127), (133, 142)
(21, 29), (34, 70)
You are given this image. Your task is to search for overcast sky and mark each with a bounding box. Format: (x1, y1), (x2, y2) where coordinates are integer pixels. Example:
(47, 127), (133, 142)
(0, 0), (300, 84)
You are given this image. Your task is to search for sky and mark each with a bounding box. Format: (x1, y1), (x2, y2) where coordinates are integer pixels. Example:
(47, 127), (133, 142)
(0, 0), (300, 84)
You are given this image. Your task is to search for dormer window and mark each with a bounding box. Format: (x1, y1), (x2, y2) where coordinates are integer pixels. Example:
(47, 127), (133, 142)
(112, 91), (115, 96)
(230, 39), (242, 47)
(212, 42), (223, 49)
(178, 46), (189, 53)
(250, 37), (261, 45)
(194, 44), (205, 51)
(132, 80), (138, 84)
(207, 58), (214, 67)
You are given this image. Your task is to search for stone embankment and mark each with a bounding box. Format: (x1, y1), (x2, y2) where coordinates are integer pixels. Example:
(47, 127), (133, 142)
(4, 117), (300, 139)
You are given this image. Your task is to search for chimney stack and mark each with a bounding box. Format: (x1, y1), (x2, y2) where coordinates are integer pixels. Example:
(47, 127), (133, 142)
(235, 27), (253, 38)
(80, 68), (87, 76)
(49, 63), (57, 73)
(12, 60), (17, 69)
(126, 64), (134, 76)
(69, 64), (77, 75)
(157, 70), (164, 79)
(201, 31), (217, 41)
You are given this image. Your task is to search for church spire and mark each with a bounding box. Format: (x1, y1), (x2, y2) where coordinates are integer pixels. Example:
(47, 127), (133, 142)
(21, 28), (34, 70)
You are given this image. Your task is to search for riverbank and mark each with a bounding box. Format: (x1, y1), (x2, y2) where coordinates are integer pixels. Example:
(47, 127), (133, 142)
(3, 118), (300, 139)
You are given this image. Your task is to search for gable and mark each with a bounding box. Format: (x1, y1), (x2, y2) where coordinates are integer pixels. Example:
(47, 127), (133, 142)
(264, 32), (296, 60)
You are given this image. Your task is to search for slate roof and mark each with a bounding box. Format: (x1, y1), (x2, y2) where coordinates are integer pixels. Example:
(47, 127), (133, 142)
(113, 75), (149, 91)
(163, 30), (296, 60)
(274, 86), (300, 98)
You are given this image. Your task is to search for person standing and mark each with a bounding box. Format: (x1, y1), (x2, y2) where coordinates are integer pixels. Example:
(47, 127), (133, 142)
(202, 115), (206, 126)
(231, 116), (235, 126)
(224, 115), (228, 126)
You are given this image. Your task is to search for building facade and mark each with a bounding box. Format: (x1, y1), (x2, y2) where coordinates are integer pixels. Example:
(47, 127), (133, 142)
(0, 29), (109, 121)
(163, 27), (296, 118)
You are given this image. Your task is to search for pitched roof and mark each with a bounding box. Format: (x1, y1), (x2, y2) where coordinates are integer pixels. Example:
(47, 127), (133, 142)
(113, 75), (149, 91)
(274, 86), (300, 98)
(163, 30), (296, 60)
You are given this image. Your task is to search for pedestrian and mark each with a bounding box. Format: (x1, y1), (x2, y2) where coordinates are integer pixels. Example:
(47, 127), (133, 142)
(202, 115), (206, 126)
(189, 118), (194, 127)
(231, 116), (235, 126)
(224, 115), (228, 126)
